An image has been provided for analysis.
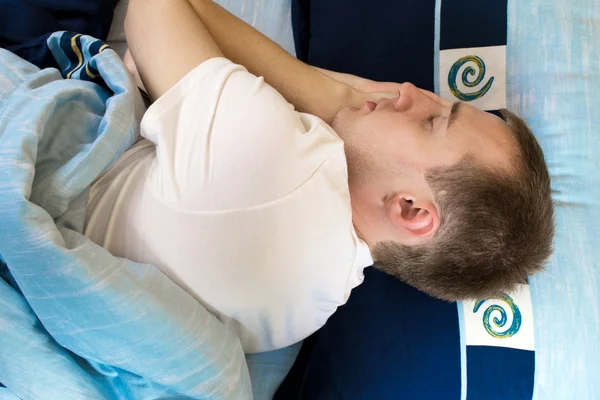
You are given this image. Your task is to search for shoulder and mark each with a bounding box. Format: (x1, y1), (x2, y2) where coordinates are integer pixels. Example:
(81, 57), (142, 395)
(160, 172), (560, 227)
(142, 58), (348, 211)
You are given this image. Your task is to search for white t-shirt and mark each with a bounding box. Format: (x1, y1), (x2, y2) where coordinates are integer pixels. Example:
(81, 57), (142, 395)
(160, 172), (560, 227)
(84, 57), (372, 353)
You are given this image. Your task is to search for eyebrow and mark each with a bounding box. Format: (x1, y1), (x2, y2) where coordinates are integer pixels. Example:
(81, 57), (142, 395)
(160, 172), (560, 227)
(447, 101), (462, 130)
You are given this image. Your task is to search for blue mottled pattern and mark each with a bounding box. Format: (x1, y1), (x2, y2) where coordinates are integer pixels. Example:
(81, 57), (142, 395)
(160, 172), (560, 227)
(0, 33), (251, 399)
(508, 1), (600, 399)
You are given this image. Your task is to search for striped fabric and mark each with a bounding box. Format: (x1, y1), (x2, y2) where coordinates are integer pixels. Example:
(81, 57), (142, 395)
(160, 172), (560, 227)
(53, 32), (111, 82)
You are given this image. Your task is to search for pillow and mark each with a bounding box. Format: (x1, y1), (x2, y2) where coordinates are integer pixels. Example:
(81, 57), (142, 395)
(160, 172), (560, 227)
(278, 0), (600, 398)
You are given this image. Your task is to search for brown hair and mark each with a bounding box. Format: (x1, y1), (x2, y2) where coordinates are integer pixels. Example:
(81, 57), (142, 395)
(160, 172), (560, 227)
(373, 109), (554, 301)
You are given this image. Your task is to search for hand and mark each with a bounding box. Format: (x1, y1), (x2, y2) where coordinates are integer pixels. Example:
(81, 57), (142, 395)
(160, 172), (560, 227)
(354, 77), (404, 95)
(311, 66), (440, 103)
(355, 77), (446, 107)
(312, 66), (400, 97)
(361, 90), (399, 103)
(338, 73), (400, 105)
(311, 68), (399, 106)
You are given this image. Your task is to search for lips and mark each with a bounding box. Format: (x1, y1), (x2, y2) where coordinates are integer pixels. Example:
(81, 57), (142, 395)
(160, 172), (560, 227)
(364, 101), (376, 112)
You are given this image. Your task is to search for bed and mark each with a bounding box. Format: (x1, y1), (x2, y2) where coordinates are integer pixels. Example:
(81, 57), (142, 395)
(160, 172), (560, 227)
(0, 0), (598, 399)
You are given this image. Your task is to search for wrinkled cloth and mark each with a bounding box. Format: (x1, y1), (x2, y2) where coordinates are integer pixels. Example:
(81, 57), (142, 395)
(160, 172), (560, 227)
(0, 32), (251, 400)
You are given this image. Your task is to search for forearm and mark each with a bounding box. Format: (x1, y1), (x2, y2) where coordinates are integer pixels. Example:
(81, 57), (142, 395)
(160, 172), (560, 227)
(126, 0), (224, 99)
(185, 0), (363, 123)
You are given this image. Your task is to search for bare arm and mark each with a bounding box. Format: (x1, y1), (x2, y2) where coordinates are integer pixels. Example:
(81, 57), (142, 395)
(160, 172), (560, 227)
(125, 0), (367, 124)
(185, 0), (375, 123)
(125, 0), (224, 99)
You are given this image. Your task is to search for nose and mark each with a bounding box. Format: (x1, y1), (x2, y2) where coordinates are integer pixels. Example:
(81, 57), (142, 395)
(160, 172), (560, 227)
(394, 82), (444, 116)
(393, 83), (421, 111)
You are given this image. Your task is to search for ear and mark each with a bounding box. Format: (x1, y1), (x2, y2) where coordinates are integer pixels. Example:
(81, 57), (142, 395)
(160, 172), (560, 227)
(386, 194), (440, 238)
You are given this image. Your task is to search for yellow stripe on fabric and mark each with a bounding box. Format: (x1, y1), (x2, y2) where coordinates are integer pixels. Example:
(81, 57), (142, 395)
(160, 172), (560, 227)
(85, 63), (98, 79)
(67, 34), (83, 79)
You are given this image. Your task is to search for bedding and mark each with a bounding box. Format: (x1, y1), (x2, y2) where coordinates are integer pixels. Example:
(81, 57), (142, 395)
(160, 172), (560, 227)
(0, 32), (251, 399)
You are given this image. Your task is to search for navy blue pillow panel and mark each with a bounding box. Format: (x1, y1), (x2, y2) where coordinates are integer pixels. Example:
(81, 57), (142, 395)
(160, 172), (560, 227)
(467, 346), (534, 400)
(292, 0), (437, 91)
(0, 0), (119, 69)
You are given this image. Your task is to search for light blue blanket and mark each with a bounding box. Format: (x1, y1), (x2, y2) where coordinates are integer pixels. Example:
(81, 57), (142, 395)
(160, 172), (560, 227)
(0, 33), (251, 400)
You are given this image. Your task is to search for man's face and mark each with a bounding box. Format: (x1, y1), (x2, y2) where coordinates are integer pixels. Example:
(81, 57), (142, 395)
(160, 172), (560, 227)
(332, 83), (516, 246)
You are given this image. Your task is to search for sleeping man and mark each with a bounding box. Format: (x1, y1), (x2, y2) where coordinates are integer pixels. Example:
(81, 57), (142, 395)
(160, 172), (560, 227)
(84, 0), (554, 353)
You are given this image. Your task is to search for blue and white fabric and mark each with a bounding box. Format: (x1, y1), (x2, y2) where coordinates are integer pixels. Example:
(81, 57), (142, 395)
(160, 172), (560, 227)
(0, 32), (251, 400)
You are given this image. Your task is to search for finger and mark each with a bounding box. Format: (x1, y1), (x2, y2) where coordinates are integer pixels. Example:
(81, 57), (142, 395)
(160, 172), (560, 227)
(361, 81), (403, 93)
(362, 91), (398, 102)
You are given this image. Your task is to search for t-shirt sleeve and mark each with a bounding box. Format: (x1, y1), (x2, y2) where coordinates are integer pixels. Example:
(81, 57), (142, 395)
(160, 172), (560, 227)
(140, 57), (342, 212)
